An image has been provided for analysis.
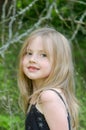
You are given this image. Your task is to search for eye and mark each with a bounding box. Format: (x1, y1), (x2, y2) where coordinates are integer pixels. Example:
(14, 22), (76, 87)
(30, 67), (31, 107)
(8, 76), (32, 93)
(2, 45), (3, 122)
(26, 51), (32, 55)
(41, 53), (47, 57)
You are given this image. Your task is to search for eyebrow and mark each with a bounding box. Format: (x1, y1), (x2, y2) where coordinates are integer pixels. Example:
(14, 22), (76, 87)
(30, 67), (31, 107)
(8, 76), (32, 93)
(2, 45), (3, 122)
(27, 48), (46, 53)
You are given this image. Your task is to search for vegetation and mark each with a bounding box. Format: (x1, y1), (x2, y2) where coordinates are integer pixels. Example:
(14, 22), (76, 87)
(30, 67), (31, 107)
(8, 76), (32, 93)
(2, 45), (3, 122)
(0, 0), (86, 130)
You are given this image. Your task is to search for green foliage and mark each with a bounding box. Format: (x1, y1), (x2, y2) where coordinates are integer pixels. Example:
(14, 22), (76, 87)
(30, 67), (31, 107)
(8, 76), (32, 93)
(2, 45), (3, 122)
(75, 74), (86, 130)
(0, 115), (24, 130)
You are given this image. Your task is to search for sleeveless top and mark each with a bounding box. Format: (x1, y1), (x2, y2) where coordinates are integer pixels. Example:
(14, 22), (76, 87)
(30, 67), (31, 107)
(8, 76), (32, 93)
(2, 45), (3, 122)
(25, 89), (71, 130)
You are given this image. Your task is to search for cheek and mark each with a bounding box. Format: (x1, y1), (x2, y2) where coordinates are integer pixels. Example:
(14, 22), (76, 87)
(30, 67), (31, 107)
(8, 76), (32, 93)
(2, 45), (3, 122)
(41, 60), (49, 66)
(22, 57), (27, 66)
(42, 61), (52, 71)
(22, 58), (27, 74)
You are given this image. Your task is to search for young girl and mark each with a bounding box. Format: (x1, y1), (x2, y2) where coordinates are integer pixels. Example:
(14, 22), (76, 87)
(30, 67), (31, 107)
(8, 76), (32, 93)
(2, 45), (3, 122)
(18, 27), (79, 130)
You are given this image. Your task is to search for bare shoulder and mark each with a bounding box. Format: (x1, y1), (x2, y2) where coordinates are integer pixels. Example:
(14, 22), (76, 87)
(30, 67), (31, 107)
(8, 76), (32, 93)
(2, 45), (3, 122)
(38, 89), (69, 130)
(40, 89), (63, 104)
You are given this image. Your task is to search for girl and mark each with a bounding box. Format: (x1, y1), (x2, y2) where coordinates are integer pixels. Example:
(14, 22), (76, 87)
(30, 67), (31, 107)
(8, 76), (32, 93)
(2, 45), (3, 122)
(18, 27), (79, 130)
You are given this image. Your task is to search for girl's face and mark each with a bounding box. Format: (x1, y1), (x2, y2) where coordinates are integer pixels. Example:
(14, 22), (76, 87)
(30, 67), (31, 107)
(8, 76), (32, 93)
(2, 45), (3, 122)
(22, 36), (53, 83)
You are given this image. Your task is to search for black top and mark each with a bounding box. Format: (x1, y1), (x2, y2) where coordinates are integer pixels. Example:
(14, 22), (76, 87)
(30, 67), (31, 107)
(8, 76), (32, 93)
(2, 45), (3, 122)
(25, 89), (71, 130)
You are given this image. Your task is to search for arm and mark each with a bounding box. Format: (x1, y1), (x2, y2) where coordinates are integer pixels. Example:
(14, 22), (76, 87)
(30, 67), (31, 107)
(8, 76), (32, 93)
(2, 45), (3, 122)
(40, 90), (69, 130)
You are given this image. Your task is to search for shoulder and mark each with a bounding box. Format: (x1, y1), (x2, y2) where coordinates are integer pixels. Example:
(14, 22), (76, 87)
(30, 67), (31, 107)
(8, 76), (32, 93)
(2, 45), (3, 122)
(39, 89), (68, 114)
(38, 89), (69, 130)
(40, 89), (57, 102)
(39, 89), (64, 105)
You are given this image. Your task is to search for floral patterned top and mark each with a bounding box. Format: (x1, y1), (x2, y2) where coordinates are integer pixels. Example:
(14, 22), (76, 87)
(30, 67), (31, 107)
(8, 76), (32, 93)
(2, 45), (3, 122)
(25, 90), (71, 130)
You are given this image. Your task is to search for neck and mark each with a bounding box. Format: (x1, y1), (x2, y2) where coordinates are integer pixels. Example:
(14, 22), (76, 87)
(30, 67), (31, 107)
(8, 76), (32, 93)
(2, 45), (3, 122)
(32, 80), (43, 91)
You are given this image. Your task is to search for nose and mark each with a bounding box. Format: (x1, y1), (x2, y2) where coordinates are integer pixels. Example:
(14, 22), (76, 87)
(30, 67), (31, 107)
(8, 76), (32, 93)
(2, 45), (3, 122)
(29, 54), (37, 63)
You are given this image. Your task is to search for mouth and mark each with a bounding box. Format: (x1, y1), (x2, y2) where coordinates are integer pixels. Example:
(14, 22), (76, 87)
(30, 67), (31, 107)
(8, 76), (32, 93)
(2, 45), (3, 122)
(28, 66), (40, 71)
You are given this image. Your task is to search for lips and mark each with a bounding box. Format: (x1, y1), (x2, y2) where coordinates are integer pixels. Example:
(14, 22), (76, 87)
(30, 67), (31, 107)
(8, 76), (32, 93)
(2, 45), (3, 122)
(28, 66), (40, 72)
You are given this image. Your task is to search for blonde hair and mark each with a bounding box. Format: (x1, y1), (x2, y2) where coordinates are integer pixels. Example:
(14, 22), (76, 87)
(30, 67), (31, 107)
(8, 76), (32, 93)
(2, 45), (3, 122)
(17, 27), (79, 129)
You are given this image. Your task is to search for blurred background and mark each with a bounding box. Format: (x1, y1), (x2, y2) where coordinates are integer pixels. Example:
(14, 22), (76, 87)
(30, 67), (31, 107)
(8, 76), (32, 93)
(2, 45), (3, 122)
(0, 0), (86, 130)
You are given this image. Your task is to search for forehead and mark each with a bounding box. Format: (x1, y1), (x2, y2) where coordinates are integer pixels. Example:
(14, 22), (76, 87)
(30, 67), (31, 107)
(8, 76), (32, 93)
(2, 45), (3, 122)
(27, 36), (43, 50)
(27, 36), (53, 53)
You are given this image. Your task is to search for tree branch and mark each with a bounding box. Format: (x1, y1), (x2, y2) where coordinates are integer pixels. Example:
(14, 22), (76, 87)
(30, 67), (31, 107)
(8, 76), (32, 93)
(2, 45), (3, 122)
(0, 2), (55, 56)
(70, 10), (86, 41)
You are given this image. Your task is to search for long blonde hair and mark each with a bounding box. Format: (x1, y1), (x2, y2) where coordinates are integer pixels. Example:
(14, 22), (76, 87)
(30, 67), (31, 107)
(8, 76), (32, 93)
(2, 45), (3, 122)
(17, 27), (79, 129)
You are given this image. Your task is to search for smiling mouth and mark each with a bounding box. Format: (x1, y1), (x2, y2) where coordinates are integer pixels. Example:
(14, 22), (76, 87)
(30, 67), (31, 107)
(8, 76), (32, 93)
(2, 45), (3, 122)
(28, 66), (40, 71)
